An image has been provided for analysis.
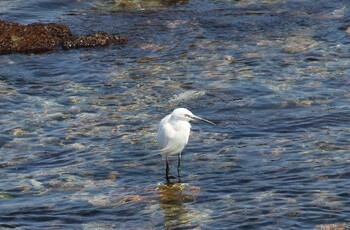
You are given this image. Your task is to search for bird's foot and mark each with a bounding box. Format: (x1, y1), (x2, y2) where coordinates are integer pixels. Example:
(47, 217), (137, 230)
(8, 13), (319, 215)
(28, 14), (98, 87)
(177, 177), (182, 183)
(168, 175), (177, 179)
(165, 175), (179, 184)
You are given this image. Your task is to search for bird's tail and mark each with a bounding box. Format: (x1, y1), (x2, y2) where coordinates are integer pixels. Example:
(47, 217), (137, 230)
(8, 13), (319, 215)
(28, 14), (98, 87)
(141, 136), (183, 161)
(140, 145), (175, 162)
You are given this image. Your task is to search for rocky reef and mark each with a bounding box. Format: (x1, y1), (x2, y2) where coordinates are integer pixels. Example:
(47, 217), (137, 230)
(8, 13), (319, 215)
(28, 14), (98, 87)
(0, 20), (126, 55)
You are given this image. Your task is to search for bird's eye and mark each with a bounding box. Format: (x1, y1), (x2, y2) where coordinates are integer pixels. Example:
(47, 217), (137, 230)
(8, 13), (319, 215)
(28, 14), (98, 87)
(184, 114), (191, 118)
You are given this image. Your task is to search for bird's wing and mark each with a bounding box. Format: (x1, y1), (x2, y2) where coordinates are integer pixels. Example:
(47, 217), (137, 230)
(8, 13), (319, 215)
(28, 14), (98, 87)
(146, 136), (183, 160)
(158, 134), (186, 156)
(157, 115), (171, 149)
(157, 117), (187, 157)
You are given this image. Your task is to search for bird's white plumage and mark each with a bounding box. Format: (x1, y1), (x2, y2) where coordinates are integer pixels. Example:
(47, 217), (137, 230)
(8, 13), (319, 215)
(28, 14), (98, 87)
(157, 108), (192, 157)
(157, 108), (214, 181)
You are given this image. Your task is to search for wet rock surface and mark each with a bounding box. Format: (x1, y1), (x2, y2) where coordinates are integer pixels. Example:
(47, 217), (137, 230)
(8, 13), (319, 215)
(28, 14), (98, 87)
(0, 20), (126, 55)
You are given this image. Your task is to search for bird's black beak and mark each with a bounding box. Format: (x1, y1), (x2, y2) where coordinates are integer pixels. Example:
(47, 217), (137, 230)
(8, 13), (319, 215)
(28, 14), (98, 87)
(190, 115), (215, 125)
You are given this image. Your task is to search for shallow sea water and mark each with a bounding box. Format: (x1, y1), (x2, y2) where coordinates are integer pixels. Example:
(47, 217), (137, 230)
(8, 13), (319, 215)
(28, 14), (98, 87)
(1, 0), (350, 229)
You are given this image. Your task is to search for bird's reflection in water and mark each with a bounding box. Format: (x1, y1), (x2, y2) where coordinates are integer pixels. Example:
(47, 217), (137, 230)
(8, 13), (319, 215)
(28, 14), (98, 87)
(156, 182), (201, 229)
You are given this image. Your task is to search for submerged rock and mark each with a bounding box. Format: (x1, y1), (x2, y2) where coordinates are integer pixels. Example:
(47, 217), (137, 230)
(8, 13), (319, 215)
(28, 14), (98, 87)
(82, 221), (118, 230)
(339, 25), (350, 34)
(0, 193), (13, 199)
(62, 32), (125, 50)
(282, 34), (318, 53)
(156, 183), (200, 203)
(316, 223), (350, 230)
(0, 20), (126, 55)
(168, 90), (206, 104)
(96, 0), (188, 10)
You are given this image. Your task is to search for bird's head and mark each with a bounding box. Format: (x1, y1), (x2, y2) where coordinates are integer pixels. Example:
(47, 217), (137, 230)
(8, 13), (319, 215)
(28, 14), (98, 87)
(171, 108), (215, 125)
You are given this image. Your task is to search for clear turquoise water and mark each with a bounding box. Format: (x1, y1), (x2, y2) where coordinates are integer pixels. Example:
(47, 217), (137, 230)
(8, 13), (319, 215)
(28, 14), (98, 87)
(1, 0), (350, 229)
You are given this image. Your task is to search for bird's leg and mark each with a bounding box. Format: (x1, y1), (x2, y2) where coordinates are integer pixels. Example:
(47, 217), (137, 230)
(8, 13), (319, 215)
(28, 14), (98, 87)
(177, 152), (182, 182)
(165, 156), (170, 183)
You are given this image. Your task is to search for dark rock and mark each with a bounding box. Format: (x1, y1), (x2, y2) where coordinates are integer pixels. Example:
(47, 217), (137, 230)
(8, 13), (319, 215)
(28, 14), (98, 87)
(339, 25), (350, 33)
(0, 20), (126, 55)
(338, 25), (350, 31)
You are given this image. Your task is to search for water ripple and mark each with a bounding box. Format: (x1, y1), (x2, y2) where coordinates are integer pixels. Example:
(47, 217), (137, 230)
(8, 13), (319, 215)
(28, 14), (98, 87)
(2, 0), (350, 229)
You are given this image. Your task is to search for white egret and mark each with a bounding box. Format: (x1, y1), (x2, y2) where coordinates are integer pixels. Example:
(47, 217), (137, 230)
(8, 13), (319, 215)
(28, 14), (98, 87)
(157, 108), (215, 182)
